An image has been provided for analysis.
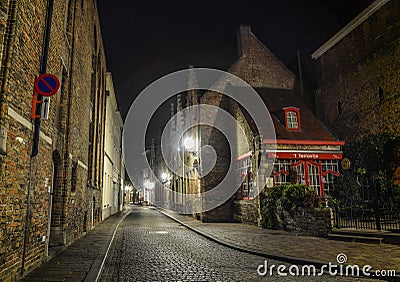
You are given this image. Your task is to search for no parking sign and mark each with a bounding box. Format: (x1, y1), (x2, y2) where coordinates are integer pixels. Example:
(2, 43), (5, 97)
(31, 74), (60, 119)
(34, 74), (60, 97)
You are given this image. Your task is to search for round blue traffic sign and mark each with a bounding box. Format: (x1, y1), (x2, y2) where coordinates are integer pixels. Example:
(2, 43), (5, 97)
(34, 74), (60, 97)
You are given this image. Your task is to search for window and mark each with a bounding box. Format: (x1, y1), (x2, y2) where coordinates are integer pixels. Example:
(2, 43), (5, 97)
(321, 160), (340, 195)
(283, 107), (301, 131)
(378, 86), (384, 102)
(94, 25), (97, 51)
(273, 159), (291, 185)
(71, 162), (78, 192)
(291, 160), (306, 185)
(235, 156), (253, 199)
(271, 159), (341, 197)
(308, 162), (321, 192)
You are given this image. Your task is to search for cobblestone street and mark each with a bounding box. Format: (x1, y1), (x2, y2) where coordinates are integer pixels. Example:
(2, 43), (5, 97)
(99, 207), (380, 282)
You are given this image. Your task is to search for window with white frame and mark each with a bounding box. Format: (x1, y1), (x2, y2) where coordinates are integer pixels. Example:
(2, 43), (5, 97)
(291, 161), (306, 185)
(235, 156), (253, 199)
(270, 159), (340, 196)
(286, 111), (299, 129)
(321, 160), (340, 195)
(308, 162), (321, 192)
(273, 159), (291, 185)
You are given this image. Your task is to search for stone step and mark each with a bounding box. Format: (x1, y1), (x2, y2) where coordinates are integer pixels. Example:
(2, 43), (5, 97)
(331, 229), (400, 245)
(327, 233), (384, 244)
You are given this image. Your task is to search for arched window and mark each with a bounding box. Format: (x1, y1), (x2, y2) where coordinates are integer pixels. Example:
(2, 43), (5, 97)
(378, 86), (384, 102)
(283, 107), (301, 131)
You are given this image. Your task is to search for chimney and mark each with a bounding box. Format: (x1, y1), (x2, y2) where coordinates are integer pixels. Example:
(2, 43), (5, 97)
(237, 25), (251, 58)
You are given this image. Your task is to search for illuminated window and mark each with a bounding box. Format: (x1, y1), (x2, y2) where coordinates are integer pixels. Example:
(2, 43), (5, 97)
(283, 107), (301, 131)
(286, 111), (298, 128)
(273, 159), (291, 185)
(321, 160), (340, 195)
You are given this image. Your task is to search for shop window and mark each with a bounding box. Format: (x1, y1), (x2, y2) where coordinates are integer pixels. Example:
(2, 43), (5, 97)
(273, 159), (291, 185)
(321, 160), (340, 195)
(308, 162), (321, 192)
(291, 160), (306, 185)
(283, 107), (301, 131)
(271, 159), (341, 197)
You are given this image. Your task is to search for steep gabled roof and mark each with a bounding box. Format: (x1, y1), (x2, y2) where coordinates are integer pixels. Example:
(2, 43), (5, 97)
(232, 86), (336, 141)
(228, 26), (295, 89)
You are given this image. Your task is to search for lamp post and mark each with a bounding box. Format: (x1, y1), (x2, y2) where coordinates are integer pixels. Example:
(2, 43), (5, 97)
(161, 172), (170, 208)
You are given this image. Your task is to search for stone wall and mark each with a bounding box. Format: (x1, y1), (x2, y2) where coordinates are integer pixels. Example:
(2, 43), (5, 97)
(0, 0), (107, 280)
(233, 199), (260, 225)
(277, 207), (333, 237)
(315, 1), (400, 142)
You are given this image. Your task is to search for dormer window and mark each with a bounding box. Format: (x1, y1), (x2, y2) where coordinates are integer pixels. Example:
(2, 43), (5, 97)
(283, 107), (301, 131)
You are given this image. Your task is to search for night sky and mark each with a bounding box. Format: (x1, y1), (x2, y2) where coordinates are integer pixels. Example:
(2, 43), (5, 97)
(97, 0), (374, 120)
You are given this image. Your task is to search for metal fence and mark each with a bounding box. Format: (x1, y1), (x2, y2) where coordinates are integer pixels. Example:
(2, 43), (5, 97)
(333, 208), (400, 232)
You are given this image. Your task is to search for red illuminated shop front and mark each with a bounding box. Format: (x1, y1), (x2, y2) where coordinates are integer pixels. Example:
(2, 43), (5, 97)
(266, 139), (344, 197)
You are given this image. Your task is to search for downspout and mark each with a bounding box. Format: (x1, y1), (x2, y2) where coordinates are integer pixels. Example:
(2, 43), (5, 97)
(100, 69), (107, 221)
(46, 160), (55, 256)
(21, 0), (54, 275)
(0, 0), (18, 159)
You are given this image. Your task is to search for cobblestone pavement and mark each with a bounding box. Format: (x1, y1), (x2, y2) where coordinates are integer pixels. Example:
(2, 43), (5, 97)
(100, 206), (383, 282)
(160, 208), (400, 281)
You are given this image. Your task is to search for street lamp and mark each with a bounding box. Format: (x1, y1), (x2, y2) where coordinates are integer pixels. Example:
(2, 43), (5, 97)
(184, 137), (195, 151)
(161, 172), (168, 183)
(160, 172), (170, 208)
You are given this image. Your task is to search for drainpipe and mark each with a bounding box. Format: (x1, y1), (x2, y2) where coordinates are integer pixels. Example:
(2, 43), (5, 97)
(21, 0), (54, 276)
(46, 160), (55, 256)
(31, 0), (54, 157)
(0, 0), (18, 158)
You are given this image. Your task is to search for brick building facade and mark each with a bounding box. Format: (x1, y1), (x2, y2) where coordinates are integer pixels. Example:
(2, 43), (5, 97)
(155, 26), (343, 225)
(0, 0), (107, 280)
(198, 26), (343, 224)
(312, 0), (400, 141)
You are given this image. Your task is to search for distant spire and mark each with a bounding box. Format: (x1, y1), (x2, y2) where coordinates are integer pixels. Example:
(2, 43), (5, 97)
(176, 94), (184, 136)
(187, 65), (198, 126)
(188, 65), (198, 90)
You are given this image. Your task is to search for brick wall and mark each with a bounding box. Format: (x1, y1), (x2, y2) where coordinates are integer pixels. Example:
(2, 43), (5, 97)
(199, 26), (296, 222)
(315, 1), (400, 142)
(231, 26), (295, 89)
(0, 0), (107, 280)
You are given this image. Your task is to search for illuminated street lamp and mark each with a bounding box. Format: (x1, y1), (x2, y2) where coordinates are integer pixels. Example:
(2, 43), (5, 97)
(184, 137), (195, 151)
(161, 172), (168, 183)
(160, 172), (170, 208)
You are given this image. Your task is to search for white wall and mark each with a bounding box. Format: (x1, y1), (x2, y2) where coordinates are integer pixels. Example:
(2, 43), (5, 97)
(103, 72), (124, 220)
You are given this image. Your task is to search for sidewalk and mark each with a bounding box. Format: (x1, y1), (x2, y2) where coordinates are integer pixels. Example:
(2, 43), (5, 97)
(158, 209), (400, 275)
(22, 208), (129, 282)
